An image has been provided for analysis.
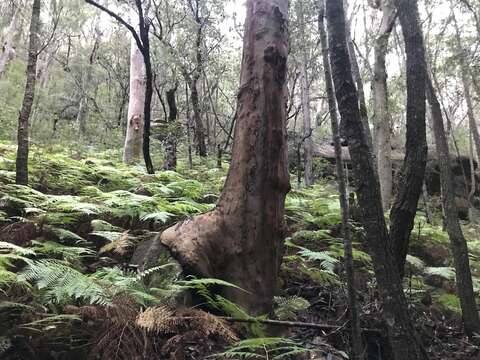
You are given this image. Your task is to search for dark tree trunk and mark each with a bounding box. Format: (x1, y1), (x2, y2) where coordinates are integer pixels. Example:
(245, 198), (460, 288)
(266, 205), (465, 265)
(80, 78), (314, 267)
(164, 84), (178, 170)
(389, 0), (428, 277)
(319, 1), (362, 357)
(161, 0), (290, 314)
(325, 0), (428, 358)
(16, 0), (41, 185)
(426, 76), (480, 337)
(190, 76), (207, 157)
(139, 18), (155, 174)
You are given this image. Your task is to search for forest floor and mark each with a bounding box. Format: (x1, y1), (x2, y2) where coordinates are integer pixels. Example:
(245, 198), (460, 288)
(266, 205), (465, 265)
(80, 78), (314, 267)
(0, 141), (479, 359)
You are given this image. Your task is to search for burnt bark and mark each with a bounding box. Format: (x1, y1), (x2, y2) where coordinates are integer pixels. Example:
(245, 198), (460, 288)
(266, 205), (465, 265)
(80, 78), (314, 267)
(389, 0), (428, 277)
(318, 1), (362, 357)
(426, 76), (480, 337)
(16, 0), (41, 185)
(161, 0), (290, 314)
(163, 84), (178, 170)
(325, 0), (428, 358)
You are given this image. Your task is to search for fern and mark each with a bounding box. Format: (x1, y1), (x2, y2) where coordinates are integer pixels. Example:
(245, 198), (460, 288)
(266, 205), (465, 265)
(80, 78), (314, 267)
(424, 267), (456, 281)
(274, 296), (310, 321)
(140, 211), (174, 224)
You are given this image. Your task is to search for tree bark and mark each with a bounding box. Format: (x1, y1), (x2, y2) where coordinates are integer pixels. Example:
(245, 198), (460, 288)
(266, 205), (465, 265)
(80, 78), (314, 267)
(0, 5), (20, 78)
(318, 1), (362, 357)
(123, 36), (146, 165)
(163, 84), (178, 170)
(345, 5), (374, 152)
(161, 0), (290, 314)
(297, 0), (313, 187)
(373, 0), (396, 210)
(325, 0), (428, 358)
(16, 0), (41, 186)
(452, 11), (480, 164)
(389, 0), (428, 277)
(426, 75), (480, 337)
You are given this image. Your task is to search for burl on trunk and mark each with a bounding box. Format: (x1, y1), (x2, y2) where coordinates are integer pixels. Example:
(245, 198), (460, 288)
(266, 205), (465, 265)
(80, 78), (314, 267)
(161, 0), (290, 314)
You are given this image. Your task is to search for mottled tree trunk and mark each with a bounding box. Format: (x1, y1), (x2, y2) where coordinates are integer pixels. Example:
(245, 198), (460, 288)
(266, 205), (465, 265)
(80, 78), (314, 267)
(123, 37), (146, 165)
(161, 0), (290, 314)
(374, 0), (396, 210)
(0, 6), (20, 78)
(326, 0), (428, 358)
(319, 1), (362, 358)
(163, 84), (178, 170)
(389, 0), (428, 277)
(190, 76), (207, 157)
(297, 0), (313, 187)
(16, 0), (41, 186)
(426, 75), (480, 337)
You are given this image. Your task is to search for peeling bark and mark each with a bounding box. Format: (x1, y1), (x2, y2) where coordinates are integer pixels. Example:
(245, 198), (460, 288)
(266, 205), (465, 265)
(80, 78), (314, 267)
(161, 0), (290, 314)
(0, 6), (20, 78)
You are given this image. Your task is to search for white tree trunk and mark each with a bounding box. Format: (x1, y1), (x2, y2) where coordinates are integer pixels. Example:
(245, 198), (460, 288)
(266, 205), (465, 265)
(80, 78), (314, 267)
(123, 36), (146, 164)
(0, 6), (20, 78)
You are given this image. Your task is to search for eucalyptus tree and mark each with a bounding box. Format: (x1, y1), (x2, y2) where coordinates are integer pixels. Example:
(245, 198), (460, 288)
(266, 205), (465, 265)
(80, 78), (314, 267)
(325, 0), (428, 357)
(16, 0), (41, 185)
(161, 0), (290, 314)
(0, 2), (21, 78)
(85, 0), (155, 174)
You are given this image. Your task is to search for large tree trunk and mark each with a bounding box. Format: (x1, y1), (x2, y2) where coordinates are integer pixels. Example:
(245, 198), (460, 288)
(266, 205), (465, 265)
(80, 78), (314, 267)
(426, 75), (480, 337)
(16, 0), (41, 186)
(123, 36), (146, 165)
(452, 12), (480, 164)
(374, 0), (396, 210)
(0, 5), (20, 78)
(161, 0), (290, 314)
(318, 2), (362, 357)
(325, 0), (428, 358)
(297, 0), (313, 187)
(389, 0), (428, 277)
(163, 84), (178, 170)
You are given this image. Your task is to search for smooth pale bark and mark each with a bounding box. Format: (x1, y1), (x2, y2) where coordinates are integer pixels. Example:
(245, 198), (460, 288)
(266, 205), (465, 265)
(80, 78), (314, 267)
(452, 12), (480, 164)
(298, 0), (313, 187)
(325, 0), (428, 358)
(390, 0), (428, 277)
(161, 0), (290, 314)
(163, 84), (178, 170)
(0, 6), (20, 78)
(16, 0), (41, 186)
(319, 1), (362, 357)
(123, 37), (146, 165)
(426, 75), (480, 337)
(374, 0), (396, 210)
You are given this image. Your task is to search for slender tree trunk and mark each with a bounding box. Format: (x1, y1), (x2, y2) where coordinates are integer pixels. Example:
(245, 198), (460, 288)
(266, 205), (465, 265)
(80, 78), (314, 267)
(163, 84), (178, 170)
(298, 0), (313, 187)
(389, 0), (428, 277)
(140, 19), (155, 174)
(345, 5), (373, 152)
(325, 0), (428, 358)
(16, 0), (41, 186)
(426, 75), (480, 337)
(0, 6), (20, 78)
(319, 2), (362, 358)
(123, 37), (146, 165)
(374, 0), (396, 210)
(190, 76), (207, 157)
(77, 28), (101, 137)
(161, 0), (290, 314)
(452, 12), (480, 163)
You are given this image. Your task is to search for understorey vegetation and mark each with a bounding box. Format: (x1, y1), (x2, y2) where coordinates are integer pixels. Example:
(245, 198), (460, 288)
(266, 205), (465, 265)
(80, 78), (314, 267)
(1, 143), (479, 359)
